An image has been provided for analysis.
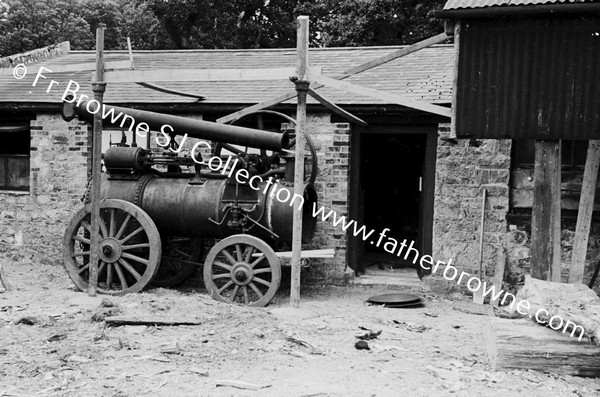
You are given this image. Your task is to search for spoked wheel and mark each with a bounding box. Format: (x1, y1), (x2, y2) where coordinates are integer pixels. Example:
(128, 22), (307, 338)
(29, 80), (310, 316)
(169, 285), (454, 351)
(151, 237), (203, 287)
(203, 234), (281, 307)
(63, 199), (161, 295)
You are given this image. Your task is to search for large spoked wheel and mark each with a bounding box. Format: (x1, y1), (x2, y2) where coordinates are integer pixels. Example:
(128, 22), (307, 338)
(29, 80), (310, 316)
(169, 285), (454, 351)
(203, 234), (281, 307)
(151, 237), (203, 288)
(63, 199), (161, 295)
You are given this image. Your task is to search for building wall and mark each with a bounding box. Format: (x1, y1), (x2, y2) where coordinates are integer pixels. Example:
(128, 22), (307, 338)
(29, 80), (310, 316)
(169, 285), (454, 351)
(431, 123), (512, 291)
(0, 113), (89, 264)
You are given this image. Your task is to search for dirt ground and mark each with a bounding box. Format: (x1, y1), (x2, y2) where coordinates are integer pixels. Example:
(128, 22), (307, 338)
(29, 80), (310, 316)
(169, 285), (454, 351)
(1, 260), (600, 397)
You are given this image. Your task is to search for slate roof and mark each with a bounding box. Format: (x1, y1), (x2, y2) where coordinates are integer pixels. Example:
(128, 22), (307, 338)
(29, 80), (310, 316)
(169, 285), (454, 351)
(443, 0), (595, 10)
(0, 45), (453, 108)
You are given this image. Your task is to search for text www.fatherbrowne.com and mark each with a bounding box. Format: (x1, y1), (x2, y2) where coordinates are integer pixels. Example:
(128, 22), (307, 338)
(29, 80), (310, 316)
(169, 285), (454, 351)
(311, 204), (586, 341)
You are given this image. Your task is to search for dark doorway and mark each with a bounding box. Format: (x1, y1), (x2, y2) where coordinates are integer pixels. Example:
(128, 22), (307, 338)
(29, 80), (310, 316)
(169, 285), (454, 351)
(348, 125), (437, 278)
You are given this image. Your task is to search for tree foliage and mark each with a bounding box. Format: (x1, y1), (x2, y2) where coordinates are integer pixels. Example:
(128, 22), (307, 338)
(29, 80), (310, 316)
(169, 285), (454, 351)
(0, 0), (446, 57)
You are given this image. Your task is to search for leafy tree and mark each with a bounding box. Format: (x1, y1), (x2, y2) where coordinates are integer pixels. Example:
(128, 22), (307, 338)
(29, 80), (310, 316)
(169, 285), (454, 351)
(0, 0), (92, 57)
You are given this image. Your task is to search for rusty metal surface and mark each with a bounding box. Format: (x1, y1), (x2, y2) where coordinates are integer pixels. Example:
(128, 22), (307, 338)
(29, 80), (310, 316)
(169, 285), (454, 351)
(455, 15), (600, 139)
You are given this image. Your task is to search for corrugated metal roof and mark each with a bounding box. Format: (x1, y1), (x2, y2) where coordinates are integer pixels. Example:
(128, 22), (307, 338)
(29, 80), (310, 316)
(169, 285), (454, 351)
(0, 46), (454, 107)
(444, 0), (593, 10)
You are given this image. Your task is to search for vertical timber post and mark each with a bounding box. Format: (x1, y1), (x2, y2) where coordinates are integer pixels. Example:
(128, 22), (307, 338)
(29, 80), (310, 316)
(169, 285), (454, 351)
(570, 140), (600, 284)
(88, 26), (106, 296)
(290, 16), (309, 307)
(531, 140), (561, 281)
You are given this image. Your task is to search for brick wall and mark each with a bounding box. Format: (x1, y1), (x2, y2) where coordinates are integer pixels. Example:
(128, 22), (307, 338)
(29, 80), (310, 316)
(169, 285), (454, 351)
(431, 123), (512, 291)
(296, 114), (352, 284)
(0, 113), (90, 264)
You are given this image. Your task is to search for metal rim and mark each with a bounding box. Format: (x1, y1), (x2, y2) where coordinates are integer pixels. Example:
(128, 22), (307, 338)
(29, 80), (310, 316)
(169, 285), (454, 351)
(151, 237), (203, 288)
(203, 234), (281, 307)
(63, 199), (161, 296)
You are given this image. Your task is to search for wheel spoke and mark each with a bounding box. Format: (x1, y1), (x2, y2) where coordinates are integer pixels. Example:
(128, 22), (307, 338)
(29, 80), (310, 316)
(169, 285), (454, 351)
(222, 249), (237, 266)
(72, 251), (90, 257)
(229, 285), (240, 302)
(120, 226), (144, 244)
(253, 277), (271, 287)
(78, 263), (90, 274)
(214, 260), (232, 271)
(121, 252), (149, 266)
(218, 280), (233, 294)
(249, 255), (265, 268)
(114, 214), (131, 240)
(162, 256), (198, 267)
(171, 248), (191, 259)
(235, 244), (243, 262)
(98, 261), (106, 275)
(253, 268), (272, 275)
(114, 262), (128, 290)
(118, 258), (142, 281)
(106, 263), (113, 290)
(242, 286), (249, 304)
(81, 220), (91, 233)
(99, 216), (109, 239)
(249, 282), (263, 298)
(109, 209), (116, 237)
(73, 235), (90, 245)
(243, 246), (255, 263)
(122, 243), (150, 250)
(212, 273), (230, 280)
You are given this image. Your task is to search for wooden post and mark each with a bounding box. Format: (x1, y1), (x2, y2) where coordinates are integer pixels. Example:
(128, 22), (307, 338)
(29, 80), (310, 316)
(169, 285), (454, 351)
(290, 16), (309, 307)
(531, 140), (561, 281)
(88, 26), (106, 296)
(570, 140), (600, 284)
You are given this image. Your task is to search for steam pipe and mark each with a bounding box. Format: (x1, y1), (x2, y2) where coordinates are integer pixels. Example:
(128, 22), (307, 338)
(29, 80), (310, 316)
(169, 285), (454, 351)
(62, 99), (289, 152)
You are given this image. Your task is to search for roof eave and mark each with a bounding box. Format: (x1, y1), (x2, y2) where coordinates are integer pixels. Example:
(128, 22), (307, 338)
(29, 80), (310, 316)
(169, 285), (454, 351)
(435, 3), (600, 19)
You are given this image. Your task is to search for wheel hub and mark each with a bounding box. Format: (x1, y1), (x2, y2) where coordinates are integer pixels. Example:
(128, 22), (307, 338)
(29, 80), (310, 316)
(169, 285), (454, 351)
(99, 238), (122, 263)
(231, 262), (253, 285)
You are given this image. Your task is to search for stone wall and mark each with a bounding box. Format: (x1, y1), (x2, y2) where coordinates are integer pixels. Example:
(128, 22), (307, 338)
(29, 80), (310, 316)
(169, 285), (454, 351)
(0, 113), (90, 264)
(431, 123), (512, 291)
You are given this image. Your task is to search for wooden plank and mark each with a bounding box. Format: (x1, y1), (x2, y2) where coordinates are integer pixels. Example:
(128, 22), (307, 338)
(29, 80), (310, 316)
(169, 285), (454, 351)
(101, 66), (321, 83)
(342, 32), (449, 76)
(486, 318), (600, 377)
(88, 27), (106, 296)
(307, 88), (367, 126)
(216, 90), (297, 124)
(314, 75), (452, 118)
(275, 249), (335, 258)
(105, 316), (202, 326)
(136, 82), (205, 100)
(531, 140), (561, 281)
(570, 140), (600, 284)
(491, 247), (506, 307)
(290, 16), (309, 308)
(451, 21), (460, 138)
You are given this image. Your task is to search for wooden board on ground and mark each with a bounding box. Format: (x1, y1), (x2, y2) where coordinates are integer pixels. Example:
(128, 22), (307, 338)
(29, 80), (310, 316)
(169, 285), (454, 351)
(486, 317), (600, 377)
(105, 316), (202, 326)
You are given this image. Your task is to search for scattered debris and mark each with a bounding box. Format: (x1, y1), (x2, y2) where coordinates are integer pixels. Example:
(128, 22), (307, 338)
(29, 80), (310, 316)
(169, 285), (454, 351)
(105, 316), (202, 326)
(215, 380), (272, 391)
(160, 341), (182, 355)
(452, 304), (491, 316)
(187, 367), (209, 376)
(355, 327), (382, 340)
(424, 312), (438, 318)
(46, 333), (67, 342)
(15, 315), (51, 326)
(284, 337), (324, 355)
(392, 320), (431, 333)
(0, 262), (14, 292)
(354, 341), (370, 350)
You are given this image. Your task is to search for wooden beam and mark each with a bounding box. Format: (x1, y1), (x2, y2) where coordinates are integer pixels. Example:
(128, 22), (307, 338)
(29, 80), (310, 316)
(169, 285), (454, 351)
(342, 32), (449, 76)
(0, 60), (131, 76)
(570, 140), (600, 284)
(290, 16), (309, 308)
(451, 21), (460, 138)
(486, 318), (600, 377)
(88, 27), (106, 296)
(217, 32), (449, 124)
(105, 316), (202, 326)
(101, 66), (321, 83)
(314, 75), (451, 118)
(307, 88), (367, 127)
(531, 140), (561, 281)
(136, 82), (205, 100)
(491, 247), (506, 307)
